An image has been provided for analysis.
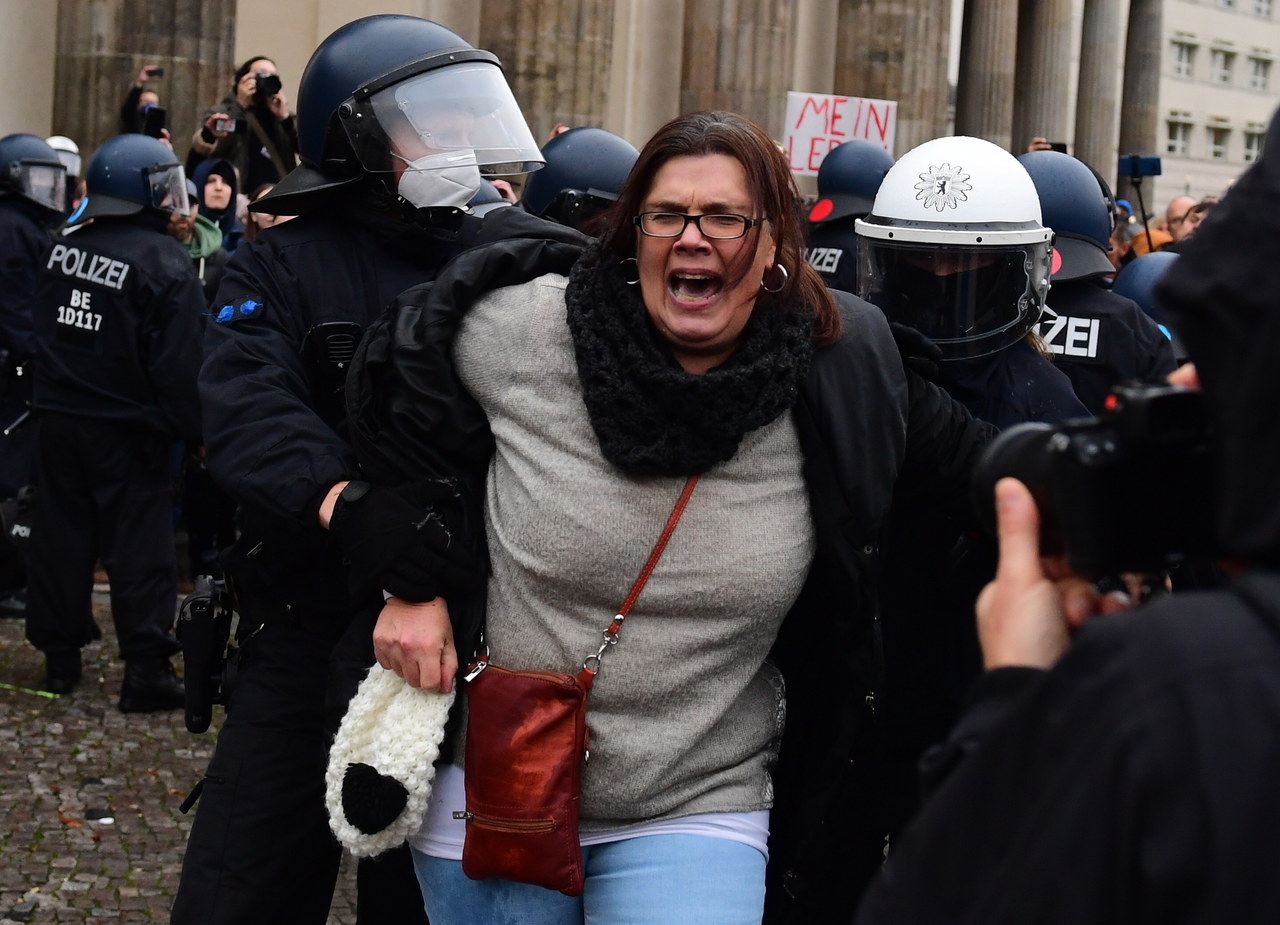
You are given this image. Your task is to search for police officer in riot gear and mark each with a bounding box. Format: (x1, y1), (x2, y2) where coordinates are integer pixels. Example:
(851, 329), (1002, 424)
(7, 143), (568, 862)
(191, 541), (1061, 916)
(520, 125), (638, 232)
(805, 139), (894, 292)
(0, 134), (67, 614)
(1018, 150), (1177, 413)
(172, 15), (544, 925)
(853, 137), (1086, 858)
(1112, 251), (1188, 364)
(26, 133), (202, 705)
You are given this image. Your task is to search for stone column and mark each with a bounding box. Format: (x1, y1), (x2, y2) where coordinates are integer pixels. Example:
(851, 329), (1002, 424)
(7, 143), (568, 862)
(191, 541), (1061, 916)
(0, 0), (57, 136)
(604, 0), (685, 146)
(478, 0), (614, 141)
(680, 0), (795, 136)
(1011, 0), (1074, 153)
(1073, 0), (1123, 185)
(1116, 0), (1162, 209)
(791, 0), (838, 96)
(954, 0), (1018, 150)
(54, 0), (236, 158)
(833, 0), (951, 154)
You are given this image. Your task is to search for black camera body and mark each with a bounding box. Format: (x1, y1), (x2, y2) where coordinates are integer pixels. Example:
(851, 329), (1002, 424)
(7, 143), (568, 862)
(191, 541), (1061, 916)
(176, 574), (238, 733)
(975, 383), (1216, 578)
(253, 72), (282, 105)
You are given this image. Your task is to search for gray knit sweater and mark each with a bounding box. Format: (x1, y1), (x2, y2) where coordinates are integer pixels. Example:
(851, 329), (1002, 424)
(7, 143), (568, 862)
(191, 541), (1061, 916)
(452, 273), (815, 826)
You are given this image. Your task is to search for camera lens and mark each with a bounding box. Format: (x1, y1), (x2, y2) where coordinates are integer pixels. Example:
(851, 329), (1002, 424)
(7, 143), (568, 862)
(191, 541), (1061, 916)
(972, 422), (1060, 550)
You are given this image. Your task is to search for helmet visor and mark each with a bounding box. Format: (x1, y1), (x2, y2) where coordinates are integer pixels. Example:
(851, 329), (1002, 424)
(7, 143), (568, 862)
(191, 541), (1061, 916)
(858, 240), (1050, 359)
(144, 163), (189, 216)
(13, 160), (67, 212)
(341, 61), (544, 176)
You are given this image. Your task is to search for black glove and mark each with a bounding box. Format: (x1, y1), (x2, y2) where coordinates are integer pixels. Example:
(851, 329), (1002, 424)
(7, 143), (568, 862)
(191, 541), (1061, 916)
(328, 479), (484, 602)
(889, 321), (944, 381)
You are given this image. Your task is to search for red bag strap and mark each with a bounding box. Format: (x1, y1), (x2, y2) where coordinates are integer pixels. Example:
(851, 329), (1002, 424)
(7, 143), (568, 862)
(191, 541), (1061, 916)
(578, 474), (700, 686)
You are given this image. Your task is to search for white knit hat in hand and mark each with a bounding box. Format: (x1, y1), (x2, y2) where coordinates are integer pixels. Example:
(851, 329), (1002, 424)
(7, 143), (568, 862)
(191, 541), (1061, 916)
(325, 664), (455, 857)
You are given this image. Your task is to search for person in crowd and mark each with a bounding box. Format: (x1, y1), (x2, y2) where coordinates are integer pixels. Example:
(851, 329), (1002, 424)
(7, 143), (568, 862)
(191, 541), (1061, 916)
(25, 133), (201, 710)
(1164, 192), (1198, 243)
(188, 55), (299, 196)
(0, 133), (67, 617)
(165, 178), (236, 602)
(191, 158), (243, 253)
(804, 140), (895, 292)
(342, 109), (996, 925)
(171, 15), (547, 925)
(1018, 150), (1177, 414)
(519, 125), (639, 232)
(240, 182), (295, 242)
(1108, 215), (1136, 271)
(44, 135), (82, 217)
(1163, 195), (1219, 253)
(168, 179), (228, 302)
(119, 64), (163, 135)
(1112, 250), (1186, 362)
(1131, 225), (1173, 257)
(854, 105), (1280, 925)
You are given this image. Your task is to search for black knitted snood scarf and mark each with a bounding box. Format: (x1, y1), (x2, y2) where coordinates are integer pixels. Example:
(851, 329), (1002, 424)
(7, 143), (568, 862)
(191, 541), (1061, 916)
(564, 240), (815, 477)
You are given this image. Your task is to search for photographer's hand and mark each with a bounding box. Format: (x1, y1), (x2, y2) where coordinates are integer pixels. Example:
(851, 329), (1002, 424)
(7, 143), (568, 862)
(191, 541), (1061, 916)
(373, 597), (456, 693)
(266, 90), (289, 122)
(205, 112), (231, 139)
(977, 479), (1130, 669)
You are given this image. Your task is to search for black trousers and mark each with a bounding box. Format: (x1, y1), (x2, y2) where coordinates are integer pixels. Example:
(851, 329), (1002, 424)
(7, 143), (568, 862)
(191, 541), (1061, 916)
(24, 413), (179, 661)
(171, 608), (430, 925)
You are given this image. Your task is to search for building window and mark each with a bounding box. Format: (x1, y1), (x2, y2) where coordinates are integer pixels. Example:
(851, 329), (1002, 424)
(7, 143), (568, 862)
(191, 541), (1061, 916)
(1168, 120), (1193, 156)
(1208, 126), (1231, 159)
(1249, 56), (1272, 89)
(1245, 130), (1265, 162)
(1211, 49), (1236, 84)
(1256, 0), (1273, 16)
(1172, 41), (1197, 77)
(1217, 0), (1236, 8)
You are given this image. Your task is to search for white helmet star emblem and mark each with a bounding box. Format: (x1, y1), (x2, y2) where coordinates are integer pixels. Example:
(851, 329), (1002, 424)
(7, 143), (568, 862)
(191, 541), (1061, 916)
(915, 163), (972, 211)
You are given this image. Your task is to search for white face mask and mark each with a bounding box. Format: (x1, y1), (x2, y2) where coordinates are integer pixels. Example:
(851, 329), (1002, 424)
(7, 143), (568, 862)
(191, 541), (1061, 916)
(394, 149), (483, 210)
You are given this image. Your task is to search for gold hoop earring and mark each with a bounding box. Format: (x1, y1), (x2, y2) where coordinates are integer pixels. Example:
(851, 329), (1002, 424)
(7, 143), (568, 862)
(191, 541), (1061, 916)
(760, 263), (789, 293)
(620, 257), (640, 286)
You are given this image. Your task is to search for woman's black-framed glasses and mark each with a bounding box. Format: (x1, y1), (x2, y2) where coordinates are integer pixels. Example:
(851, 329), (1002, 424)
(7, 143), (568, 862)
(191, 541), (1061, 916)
(634, 211), (760, 240)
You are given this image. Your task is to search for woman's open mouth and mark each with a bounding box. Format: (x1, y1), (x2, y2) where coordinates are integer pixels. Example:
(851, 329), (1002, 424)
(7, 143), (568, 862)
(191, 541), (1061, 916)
(668, 271), (724, 305)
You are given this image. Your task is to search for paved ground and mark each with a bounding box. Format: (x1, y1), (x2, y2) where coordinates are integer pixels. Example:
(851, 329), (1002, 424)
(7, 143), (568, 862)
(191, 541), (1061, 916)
(0, 586), (358, 924)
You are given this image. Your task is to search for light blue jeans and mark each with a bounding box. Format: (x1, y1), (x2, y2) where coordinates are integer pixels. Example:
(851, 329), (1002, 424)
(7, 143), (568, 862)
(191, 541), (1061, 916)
(411, 835), (767, 924)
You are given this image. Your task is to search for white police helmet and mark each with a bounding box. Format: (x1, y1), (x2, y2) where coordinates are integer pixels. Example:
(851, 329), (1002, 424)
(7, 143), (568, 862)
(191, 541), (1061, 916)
(855, 135), (1053, 360)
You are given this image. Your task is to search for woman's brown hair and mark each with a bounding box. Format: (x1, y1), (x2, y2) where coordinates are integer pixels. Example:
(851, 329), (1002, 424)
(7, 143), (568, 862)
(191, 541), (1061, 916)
(597, 110), (840, 346)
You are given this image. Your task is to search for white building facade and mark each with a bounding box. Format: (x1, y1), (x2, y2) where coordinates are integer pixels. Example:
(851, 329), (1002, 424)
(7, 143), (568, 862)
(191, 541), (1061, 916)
(1159, 0), (1280, 202)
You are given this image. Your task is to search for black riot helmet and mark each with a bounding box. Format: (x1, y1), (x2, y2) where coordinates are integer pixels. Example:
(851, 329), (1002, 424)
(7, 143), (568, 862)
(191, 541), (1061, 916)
(0, 133), (67, 215)
(1017, 150), (1115, 281)
(520, 126), (638, 231)
(808, 140), (895, 225)
(255, 13), (543, 216)
(69, 134), (188, 225)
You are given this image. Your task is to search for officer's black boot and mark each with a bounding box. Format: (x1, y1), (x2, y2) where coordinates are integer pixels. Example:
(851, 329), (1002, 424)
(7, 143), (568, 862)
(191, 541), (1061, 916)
(119, 658), (185, 713)
(43, 650), (82, 694)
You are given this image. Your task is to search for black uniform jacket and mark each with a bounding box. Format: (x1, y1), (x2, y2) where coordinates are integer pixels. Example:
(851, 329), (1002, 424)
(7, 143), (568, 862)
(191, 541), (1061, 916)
(854, 574), (1280, 925)
(0, 198), (54, 360)
(805, 215), (861, 294)
(33, 215), (202, 444)
(198, 196), (477, 610)
(345, 208), (996, 921)
(1037, 279), (1178, 415)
